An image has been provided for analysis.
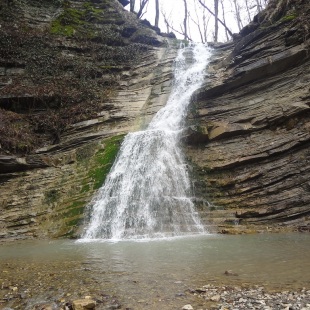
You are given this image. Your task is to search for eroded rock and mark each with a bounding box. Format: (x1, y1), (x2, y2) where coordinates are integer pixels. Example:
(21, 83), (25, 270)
(186, 0), (310, 232)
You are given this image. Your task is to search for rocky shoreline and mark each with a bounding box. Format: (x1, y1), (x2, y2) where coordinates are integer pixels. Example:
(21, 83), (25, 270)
(185, 284), (310, 310)
(1, 233), (309, 309)
(2, 282), (310, 309)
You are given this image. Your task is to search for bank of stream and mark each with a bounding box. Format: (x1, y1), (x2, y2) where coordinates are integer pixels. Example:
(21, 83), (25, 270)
(0, 233), (309, 309)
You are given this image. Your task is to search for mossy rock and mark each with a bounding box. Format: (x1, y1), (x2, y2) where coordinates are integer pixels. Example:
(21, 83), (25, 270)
(280, 13), (297, 23)
(89, 134), (125, 190)
(50, 2), (104, 37)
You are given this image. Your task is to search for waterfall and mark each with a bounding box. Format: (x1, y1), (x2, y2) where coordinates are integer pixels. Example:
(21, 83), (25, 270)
(82, 43), (211, 240)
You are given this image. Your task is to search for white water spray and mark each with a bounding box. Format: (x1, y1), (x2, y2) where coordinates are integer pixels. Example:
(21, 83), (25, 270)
(82, 43), (211, 240)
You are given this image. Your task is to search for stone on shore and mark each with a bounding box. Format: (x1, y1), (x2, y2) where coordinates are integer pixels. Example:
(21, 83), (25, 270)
(72, 299), (96, 310)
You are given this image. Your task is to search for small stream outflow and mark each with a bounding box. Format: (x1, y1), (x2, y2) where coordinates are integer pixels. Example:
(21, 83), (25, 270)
(82, 43), (212, 240)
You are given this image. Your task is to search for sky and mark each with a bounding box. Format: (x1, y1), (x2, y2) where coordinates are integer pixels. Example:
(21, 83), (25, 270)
(125, 0), (265, 42)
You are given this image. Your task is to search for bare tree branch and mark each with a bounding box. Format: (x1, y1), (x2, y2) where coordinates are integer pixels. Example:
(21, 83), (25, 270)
(197, 0), (233, 38)
(188, 11), (204, 42)
(179, 23), (193, 41)
(161, 8), (172, 33)
(136, 0), (149, 18)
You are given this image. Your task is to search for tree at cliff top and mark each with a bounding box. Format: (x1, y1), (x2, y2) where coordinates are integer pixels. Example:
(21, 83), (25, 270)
(131, 0), (268, 42)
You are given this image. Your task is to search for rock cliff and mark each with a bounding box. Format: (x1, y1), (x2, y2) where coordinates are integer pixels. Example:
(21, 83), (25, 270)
(1, 0), (309, 240)
(186, 0), (310, 233)
(0, 0), (177, 240)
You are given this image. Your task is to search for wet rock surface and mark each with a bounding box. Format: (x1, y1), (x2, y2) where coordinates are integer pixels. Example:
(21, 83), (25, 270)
(186, 0), (310, 232)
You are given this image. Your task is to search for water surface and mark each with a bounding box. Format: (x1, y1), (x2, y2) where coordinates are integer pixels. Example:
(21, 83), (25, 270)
(0, 233), (309, 309)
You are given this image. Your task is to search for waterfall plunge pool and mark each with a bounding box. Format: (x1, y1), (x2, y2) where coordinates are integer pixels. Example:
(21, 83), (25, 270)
(0, 233), (309, 309)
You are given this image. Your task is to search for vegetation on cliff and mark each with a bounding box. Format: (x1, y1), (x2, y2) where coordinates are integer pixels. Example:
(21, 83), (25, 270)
(0, 0), (173, 240)
(0, 0), (158, 155)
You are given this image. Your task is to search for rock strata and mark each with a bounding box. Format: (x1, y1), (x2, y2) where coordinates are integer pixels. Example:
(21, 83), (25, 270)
(0, 0), (177, 241)
(186, 0), (310, 232)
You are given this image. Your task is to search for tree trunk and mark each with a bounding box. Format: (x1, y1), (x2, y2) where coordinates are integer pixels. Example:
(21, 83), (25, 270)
(130, 0), (135, 12)
(256, 0), (262, 12)
(155, 0), (159, 28)
(183, 0), (188, 40)
(245, 0), (252, 23)
(220, 0), (229, 41)
(203, 14), (210, 43)
(214, 0), (219, 42)
(233, 0), (243, 31)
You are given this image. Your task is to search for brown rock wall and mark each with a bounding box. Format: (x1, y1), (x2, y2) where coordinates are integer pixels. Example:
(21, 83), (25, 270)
(186, 1), (310, 233)
(0, 0), (177, 241)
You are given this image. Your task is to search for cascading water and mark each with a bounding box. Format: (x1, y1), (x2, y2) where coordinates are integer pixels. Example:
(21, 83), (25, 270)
(82, 43), (211, 240)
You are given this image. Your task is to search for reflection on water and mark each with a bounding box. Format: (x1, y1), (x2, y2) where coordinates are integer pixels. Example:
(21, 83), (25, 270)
(0, 233), (309, 309)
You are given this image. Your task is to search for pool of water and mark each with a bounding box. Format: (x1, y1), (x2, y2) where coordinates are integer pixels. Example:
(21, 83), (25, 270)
(0, 233), (309, 309)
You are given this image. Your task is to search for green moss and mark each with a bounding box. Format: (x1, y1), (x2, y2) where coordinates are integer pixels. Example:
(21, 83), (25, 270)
(63, 204), (85, 218)
(50, 2), (103, 37)
(280, 13), (297, 22)
(81, 183), (90, 193)
(51, 20), (75, 36)
(56, 201), (86, 237)
(51, 7), (84, 36)
(66, 217), (81, 227)
(90, 134), (124, 190)
(83, 2), (103, 17)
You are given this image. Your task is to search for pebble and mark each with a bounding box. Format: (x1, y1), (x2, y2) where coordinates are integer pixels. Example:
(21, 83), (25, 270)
(210, 294), (221, 302)
(182, 304), (194, 310)
(190, 284), (310, 310)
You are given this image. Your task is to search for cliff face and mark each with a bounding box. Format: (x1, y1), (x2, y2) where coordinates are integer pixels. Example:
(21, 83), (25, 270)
(186, 0), (310, 233)
(1, 0), (309, 241)
(0, 0), (177, 240)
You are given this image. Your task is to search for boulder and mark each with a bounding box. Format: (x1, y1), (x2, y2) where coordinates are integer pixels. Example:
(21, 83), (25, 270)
(72, 299), (96, 310)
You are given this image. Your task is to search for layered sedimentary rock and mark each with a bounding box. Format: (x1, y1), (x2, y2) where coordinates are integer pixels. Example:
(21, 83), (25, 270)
(1, 0), (310, 240)
(186, 0), (310, 233)
(0, 0), (177, 240)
